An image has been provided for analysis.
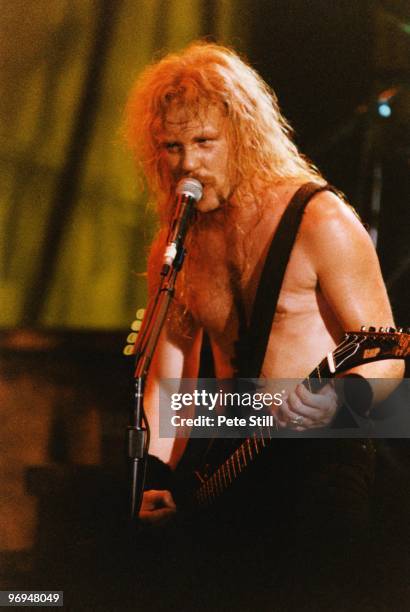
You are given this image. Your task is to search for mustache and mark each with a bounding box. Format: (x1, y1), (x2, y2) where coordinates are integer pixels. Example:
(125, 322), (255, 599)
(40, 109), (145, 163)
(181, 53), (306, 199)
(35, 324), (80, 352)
(177, 175), (214, 187)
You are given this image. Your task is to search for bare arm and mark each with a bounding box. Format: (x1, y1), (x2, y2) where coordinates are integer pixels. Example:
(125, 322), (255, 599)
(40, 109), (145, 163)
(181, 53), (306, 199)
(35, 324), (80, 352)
(139, 233), (202, 521)
(306, 192), (404, 384)
(144, 229), (203, 467)
(280, 192), (404, 429)
(143, 321), (203, 468)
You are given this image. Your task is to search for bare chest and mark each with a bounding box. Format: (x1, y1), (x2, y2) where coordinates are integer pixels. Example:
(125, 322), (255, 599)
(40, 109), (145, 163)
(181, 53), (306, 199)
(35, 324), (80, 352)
(176, 211), (319, 346)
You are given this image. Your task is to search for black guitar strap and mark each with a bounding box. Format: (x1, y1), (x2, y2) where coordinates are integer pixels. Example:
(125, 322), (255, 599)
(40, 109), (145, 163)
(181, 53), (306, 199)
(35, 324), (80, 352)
(235, 182), (338, 379)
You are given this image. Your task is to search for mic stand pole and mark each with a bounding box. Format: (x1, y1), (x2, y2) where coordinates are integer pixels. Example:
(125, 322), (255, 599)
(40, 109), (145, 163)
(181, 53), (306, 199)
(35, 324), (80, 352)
(127, 245), (187, 528)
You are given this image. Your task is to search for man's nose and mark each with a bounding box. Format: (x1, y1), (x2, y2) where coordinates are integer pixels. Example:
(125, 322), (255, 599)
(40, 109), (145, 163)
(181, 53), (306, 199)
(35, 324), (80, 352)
(181, 147), (199, 174)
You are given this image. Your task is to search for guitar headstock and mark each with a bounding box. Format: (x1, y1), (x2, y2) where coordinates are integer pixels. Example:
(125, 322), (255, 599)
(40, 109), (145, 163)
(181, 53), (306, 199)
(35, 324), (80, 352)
(333, 326), (410, 373)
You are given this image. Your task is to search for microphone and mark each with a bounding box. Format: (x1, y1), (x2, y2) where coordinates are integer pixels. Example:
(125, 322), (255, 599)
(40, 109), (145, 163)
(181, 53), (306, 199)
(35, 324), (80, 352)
(162, 178), (203, 268)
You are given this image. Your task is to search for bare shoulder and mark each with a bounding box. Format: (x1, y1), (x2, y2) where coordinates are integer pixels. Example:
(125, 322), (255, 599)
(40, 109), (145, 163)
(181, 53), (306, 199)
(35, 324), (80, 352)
(297, 189), (394, 330)
(302, 190), (365, 235)
(299, 190), (375, 262)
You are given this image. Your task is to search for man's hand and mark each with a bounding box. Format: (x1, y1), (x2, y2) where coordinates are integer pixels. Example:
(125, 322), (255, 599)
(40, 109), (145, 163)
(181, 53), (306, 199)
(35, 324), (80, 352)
(276, 383), (339, 430)
(139, 489), (177, 525)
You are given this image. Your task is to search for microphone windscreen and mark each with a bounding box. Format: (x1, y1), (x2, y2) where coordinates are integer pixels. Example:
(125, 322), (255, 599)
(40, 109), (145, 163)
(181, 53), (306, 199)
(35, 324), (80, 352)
(176, 178), (203, 202)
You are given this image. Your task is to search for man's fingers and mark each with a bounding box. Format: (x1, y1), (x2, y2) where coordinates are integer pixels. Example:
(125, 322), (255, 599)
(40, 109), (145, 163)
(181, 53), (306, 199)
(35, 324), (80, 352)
(141, 489), (176, 511)
(139, 507), (176, 525)
(296, 383), (337, 408)
(162, 490), (177, 509)
(139, 489), (177, 526)
(277, 402), (314, 429)
(286, 392), (320, 421)
(276, 382), (339, 429)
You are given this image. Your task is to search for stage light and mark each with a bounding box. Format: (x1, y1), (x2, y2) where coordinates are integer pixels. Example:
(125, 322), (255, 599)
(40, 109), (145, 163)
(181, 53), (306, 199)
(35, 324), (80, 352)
(378, 103), (392, 118)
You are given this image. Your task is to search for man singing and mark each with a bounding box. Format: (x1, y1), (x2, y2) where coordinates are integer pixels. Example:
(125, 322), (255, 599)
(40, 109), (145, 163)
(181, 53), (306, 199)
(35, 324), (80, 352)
(125, 41), (403, 606)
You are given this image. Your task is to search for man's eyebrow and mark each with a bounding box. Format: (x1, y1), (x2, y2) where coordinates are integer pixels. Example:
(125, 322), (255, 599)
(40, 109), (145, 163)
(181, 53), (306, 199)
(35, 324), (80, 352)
(159, 137), (180, 144)
(196, 127), (219, 137)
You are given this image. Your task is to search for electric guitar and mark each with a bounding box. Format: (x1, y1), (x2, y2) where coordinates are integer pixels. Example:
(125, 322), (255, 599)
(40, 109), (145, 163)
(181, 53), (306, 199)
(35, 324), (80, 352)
(189, 327), (409, 509)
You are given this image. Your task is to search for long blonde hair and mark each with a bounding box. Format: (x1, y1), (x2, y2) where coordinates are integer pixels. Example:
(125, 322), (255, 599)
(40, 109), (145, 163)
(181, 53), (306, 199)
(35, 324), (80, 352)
(125, 41), (324, 224)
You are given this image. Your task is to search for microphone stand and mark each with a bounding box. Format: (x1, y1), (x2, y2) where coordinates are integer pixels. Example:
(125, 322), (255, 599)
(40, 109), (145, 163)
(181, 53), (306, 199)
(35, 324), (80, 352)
(127, 224), (190, 528)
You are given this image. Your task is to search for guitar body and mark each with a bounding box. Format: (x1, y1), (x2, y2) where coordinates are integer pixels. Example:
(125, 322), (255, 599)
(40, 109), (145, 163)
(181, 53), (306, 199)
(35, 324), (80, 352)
(176, 328), (409, 512)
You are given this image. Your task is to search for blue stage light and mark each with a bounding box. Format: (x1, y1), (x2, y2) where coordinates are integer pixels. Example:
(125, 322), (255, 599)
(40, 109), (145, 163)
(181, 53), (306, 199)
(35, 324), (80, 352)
(378, 103), (392, 118)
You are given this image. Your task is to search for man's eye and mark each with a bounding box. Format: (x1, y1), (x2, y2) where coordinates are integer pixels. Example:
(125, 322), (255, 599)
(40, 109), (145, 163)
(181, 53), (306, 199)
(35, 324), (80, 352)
(164, 143), (180, 151)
